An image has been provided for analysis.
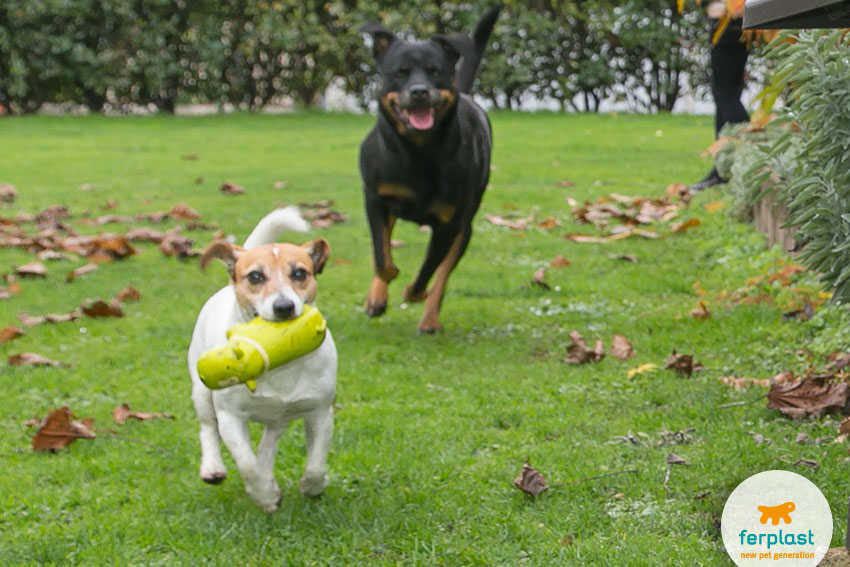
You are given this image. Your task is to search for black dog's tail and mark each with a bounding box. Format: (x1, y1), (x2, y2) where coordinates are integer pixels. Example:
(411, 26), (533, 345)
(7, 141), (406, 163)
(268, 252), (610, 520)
(456, 5), (502, 94)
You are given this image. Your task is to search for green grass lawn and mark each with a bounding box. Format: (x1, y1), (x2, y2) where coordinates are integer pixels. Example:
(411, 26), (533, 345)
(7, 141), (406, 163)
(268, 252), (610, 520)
(2, 111), (850, 566)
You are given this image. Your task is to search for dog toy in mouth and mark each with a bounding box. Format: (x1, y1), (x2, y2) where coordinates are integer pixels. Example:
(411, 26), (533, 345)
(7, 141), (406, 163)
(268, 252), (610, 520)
(197, 304), (327, 392)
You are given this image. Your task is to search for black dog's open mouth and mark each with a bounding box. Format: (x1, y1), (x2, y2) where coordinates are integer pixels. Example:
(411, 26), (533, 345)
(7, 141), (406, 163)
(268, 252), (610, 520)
(393, 103), (435, 131)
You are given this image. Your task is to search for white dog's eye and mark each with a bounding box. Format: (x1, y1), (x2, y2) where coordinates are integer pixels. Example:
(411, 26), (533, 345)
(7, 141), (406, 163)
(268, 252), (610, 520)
(247, 271), (266, 285)
(291, 268), (308, 281)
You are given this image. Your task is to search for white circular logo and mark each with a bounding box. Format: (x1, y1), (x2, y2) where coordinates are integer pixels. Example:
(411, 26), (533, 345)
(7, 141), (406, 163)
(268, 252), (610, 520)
(721, 470), (832, 566)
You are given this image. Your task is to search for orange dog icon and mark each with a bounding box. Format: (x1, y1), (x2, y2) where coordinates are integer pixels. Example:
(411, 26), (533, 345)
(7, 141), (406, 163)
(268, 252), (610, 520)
(757, 502), (795, 525)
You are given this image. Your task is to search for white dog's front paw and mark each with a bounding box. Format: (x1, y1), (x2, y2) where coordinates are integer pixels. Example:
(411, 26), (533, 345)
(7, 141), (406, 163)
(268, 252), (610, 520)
(246, 481), (282, 512)
(299, 470), (328, 497)
(200, 463), (228, 485)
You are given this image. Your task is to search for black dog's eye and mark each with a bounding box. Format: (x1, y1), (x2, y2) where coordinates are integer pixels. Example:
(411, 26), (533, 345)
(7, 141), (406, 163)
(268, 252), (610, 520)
(291, 268), (308, 281)
(246, 271), (266, 285)
(426, 65), (438, 77)
(396, 65), (411, 77)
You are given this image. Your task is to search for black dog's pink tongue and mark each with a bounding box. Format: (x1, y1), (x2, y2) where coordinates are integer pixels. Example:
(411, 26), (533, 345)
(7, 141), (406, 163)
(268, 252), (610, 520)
(408, 108), (435, 130)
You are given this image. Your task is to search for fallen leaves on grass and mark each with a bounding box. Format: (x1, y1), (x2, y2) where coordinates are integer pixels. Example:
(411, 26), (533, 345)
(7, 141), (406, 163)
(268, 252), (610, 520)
(300, 206), (348, 229)
(125, 227), (166, 243)
(30, 407), (95, 451)
(272, 181), (289, 189)
(556, 179), (575, 188)
(607, 253), (638, 263)
(220, 182), (245, 195)
(690, 301), (711, 320)
(666, 452), (690, 466)
(159, 233), (198, 258)
(564, 331), (605, 364)
(766, 376), (850, 419)
(514, 460), (548, 497)
(112, 403), (174, 425)
(793, 458), (820, 471)
(536, 217), (560, 230)
(718, 376), (771, 390)
(550, 255), (570, 268)
(18, 310), (81, 327)
(0, 281), (22, 299)
(671, 218), (701, 233)
(611, 334), (635, 360)
(485, 214), (528, 231)
(9, 352), (69, 367)
(626, 363), (658, 379)
(0, 184), (18, 203)
(531, 267), (550, 290)
(116, 286), (141, 302)
(704, 201), (726, 214)
(0, 325), (25, 343)
(15, 262), (46, 278)
(81, 299), (124, 318)
(664, 351), (704, 377)
(66, 263), (98, 282)
(170, 203), (202, 221)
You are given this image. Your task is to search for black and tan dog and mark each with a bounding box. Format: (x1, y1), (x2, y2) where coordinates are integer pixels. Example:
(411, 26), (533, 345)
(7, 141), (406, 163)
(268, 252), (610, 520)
(359, 6), (501, 334)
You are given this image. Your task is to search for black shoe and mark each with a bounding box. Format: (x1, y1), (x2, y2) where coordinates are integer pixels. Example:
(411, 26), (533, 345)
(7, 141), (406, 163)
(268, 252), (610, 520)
(688, 168), (724, 193)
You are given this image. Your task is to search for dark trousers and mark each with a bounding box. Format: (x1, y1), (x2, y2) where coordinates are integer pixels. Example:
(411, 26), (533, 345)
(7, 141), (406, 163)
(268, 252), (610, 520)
(710, 28), (749, 137)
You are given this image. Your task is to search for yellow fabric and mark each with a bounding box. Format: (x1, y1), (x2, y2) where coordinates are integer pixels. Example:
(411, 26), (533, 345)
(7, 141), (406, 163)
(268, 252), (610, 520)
(197, 304), (327, 391)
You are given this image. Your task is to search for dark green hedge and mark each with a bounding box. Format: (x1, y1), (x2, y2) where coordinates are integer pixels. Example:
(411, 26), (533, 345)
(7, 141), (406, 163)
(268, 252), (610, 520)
(0, 0), (709, 114)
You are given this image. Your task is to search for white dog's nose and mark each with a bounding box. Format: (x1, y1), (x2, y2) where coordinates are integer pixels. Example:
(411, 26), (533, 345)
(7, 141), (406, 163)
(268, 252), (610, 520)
(272, 296), (296, 320)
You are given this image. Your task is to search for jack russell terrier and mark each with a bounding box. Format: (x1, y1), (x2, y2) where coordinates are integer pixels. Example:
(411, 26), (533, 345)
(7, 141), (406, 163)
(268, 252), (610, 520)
(187, 207), (336, 512)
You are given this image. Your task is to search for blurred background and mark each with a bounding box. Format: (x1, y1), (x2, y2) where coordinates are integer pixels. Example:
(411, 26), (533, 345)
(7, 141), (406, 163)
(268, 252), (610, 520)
(0, 0), (768, 116)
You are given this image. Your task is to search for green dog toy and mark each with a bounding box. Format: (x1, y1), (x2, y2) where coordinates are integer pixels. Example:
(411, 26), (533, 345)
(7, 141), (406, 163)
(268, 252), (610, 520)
(197, 304), (327, 392)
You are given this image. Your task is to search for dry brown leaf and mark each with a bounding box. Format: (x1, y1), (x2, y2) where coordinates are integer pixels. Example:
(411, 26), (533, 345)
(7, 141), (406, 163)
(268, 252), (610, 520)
(485, 214), (527, 231)
(308, 209), (348, 229)
(690, 301), (711, 320)
(15, 262), (47, 278)
(66, 263), (98, 282)
(159, 233), (197, 258)
(532, 267), (550, 290)
(664, 351), (704, 377)
(556, 179), (576, 188)
(18, 310), (81, 327)
(514, 460), (548, 497)
(536, 217), (560, 230)
(0, 184), (17, 203)
(9, 352), (69, 367)
(272, 181), (289, 189)
(298, 200), (335, 209)
(611, 334), (635, 360)
(0, 325), (25, 343)
(766, 377), (850, 419)
(666, 452), (690, 466)
(112, 403), (174, 425)
(671, 218), (701, 233)
(607, 253), (638, 263)
(564, 234), (608, 244)
(181, 153), (199, 160)
(170, 203), (202, 221)
(564, 331), (605, 364)
(550, 255), (571, 269)
(31, 407), (95, 451)
(116, 286), (141, 303)
(37, 250), (67, 261)
(81, 299), (124, 318)
(126, 227), (167, 243)
(220, 182), (245, 195)
(839, 416), (850, 436)
(704, 201), (726, 214)
(718, 376), (771, 390)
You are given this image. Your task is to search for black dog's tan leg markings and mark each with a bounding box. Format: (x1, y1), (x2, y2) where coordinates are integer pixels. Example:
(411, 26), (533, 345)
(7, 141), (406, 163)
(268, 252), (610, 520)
(366, 207), (397, 317)
(403, 223), (469, 312)
(418, 230), (467, 334)
(376, 183), (415, 200)
(426, 201), (457, 224)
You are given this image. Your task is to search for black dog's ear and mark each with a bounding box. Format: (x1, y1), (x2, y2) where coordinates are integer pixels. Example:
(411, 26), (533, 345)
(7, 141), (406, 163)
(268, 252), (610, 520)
(361, 21), (397, 61)
(432, 33), (473, 67)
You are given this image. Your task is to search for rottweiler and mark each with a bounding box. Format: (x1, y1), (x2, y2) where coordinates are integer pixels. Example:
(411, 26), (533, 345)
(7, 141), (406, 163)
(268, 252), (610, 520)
(359, 5), (501, 334)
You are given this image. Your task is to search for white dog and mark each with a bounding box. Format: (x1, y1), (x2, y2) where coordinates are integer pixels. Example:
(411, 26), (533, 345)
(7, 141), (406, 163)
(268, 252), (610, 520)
(187, 208), (336, 512)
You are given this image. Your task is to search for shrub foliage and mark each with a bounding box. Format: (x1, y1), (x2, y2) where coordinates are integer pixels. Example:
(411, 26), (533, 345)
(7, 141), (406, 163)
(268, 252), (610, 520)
(0, 0), (711, 114)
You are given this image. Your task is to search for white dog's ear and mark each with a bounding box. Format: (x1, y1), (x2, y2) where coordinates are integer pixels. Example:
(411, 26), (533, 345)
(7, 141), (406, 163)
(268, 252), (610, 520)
(302, 238), (330, 275)
(200, 241), (244, 279)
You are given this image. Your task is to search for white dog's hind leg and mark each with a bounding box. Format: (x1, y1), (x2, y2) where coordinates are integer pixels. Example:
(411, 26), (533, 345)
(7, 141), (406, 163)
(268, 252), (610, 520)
(217, 412), (281, 512)
(256, 425), (284, 480)
(299, 405), (334, 497)
(192, 384), (228, 484)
